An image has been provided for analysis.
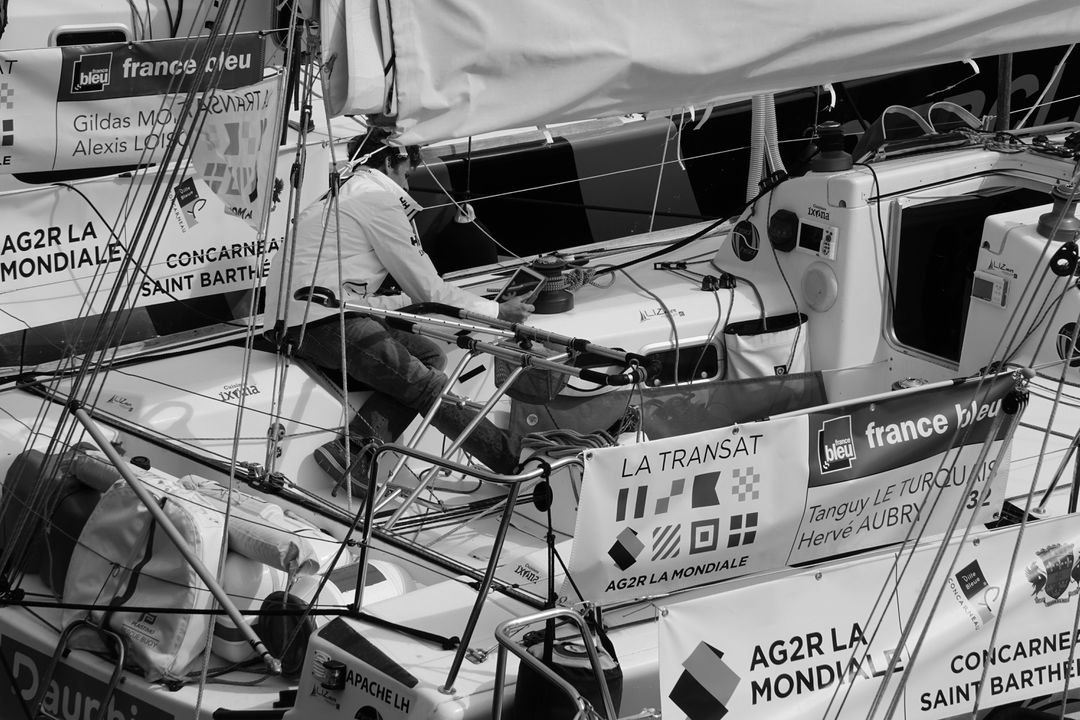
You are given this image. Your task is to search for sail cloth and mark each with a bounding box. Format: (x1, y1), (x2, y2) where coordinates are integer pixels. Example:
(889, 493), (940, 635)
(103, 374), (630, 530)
(322, 0), (1080, 145)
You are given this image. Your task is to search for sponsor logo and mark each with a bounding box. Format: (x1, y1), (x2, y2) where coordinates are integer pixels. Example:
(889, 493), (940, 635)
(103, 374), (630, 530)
(120, 51), (253, 80)
(172, 177), (205, 231)
(640, 306), (685, 322)
(105, 393), (136, 413)
(948, 559), (999, 629)
(608, 527), (644, 570)
(219, 382), (260, 403)
(513, 561), (542, 584)
(71, 52), (113, 93)
(807, 205), (830, 221)
(669, 642), (741, 719)
(2, 635), (172, 720)
(988, 259), (1018, 278)
(341, 668), (412, 713)
(817, 415), (855, 473)
(310, 684), (341, 709)
(1026, 542), (1080, 605)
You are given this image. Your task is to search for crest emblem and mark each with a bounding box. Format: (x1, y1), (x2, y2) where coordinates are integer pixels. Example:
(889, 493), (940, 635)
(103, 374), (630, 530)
(1026, 543), (1080, 604)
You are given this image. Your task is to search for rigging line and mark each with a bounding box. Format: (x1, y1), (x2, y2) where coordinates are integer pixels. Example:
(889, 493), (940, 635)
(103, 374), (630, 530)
(208, 22), (283, 701)
(1004, 280), (1071, 364)
(310, 25), (362, 515)
(880, 411), (1020, 720)
(1013, 90), (1080, 120)
(1014, 44), (1075, 130)
(229, 66), (293, 478)
(53, 181), (250, 328)
(691, 286), (731, 382)
(848, 402), (1014, 720)
(64, 16), (238, 390)
(1024, 304), (1080, 505)
(79, 6), (251, 394)
(415, 157), (521, 259)
(87, 364), (353, 439)
(854, 162), (897, 317)
(648, 113), (675, 233)
(416, 139), (803, 213)
(466, 193), (711, 221)
(958, 399), (1052, 717)
(1054, 590), (1080, 718)
(591, 166), (790, 282)
(992, 169), (1080, 368)
(1001, 250), (1074, 367)
(266, 30), (321, 473)
(45, 23), (248, 482)
(163, 0), (176, 37)
(126, 0), (147, 39)
(618, 266), (681, 385)
(825, 375), (1023, 718)
(54, 126), (191, 355)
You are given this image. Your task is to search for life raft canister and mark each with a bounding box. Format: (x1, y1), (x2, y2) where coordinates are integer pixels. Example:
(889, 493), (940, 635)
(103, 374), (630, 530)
(213, 552), (287, 663)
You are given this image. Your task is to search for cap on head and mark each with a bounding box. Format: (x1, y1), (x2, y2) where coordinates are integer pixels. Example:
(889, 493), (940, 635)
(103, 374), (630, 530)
(347, 128), (420, 171)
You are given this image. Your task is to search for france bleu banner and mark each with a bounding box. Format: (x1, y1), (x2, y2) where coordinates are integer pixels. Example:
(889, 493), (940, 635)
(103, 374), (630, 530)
(0, 33), (263, 174)
(563, 373), (1021, 604)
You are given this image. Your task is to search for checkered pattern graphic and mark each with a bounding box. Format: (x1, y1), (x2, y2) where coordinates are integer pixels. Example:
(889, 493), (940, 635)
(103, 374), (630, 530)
(0, 83), (13, 110)
(655, 477), (685, 515)
(203, 162), (228, 193)
(1, 118), (13, 147)
(730, 467), (760, 502)
(727, 512), (758, 548)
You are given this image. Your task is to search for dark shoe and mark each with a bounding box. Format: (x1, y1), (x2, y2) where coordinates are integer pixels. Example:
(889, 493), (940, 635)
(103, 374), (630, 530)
(314, 439), (377, 498)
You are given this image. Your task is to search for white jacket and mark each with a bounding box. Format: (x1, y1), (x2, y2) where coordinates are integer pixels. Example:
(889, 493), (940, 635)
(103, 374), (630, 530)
(264, 168), (499, 333)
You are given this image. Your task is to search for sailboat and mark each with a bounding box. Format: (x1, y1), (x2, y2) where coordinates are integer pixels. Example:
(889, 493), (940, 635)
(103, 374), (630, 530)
(3, 1), (1080, 719)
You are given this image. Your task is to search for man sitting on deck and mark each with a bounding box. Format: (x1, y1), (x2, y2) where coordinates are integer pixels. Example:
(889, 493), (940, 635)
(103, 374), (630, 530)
(263, 129), (534, 492)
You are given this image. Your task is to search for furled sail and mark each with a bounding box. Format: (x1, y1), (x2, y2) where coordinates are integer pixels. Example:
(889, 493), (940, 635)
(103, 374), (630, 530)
(322, 0), (1080, 145)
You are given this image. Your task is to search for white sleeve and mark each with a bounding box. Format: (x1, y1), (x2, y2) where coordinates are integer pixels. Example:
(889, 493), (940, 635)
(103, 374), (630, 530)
(348, 192), (501, 318)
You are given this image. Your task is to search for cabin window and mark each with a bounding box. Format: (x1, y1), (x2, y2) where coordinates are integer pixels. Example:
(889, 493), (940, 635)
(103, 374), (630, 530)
(891, 186), (1046, 361)
(51, 25), (129, 47)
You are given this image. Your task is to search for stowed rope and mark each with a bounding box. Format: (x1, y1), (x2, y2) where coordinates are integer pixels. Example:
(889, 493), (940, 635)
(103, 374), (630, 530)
(520, 427), (618, 458)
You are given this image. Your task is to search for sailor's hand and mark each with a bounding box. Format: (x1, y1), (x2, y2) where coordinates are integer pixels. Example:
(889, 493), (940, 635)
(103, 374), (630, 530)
(498, 297), (534, 323)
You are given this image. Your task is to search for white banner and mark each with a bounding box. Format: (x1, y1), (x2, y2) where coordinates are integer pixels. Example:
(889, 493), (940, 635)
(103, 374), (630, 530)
(0, 169), (288, 337)
(0, 34), (263, 174)
(564, 417), (808, 603)
(565, 376), (1019, 604)
(659, 513), (1080, 719)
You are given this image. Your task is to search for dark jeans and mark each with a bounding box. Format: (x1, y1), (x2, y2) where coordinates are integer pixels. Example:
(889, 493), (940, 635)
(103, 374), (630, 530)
(291, 316), (518, 473)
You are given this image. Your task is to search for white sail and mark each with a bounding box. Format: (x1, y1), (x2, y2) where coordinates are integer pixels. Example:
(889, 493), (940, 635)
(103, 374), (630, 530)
(323, 0), (1080, 145)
